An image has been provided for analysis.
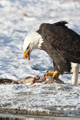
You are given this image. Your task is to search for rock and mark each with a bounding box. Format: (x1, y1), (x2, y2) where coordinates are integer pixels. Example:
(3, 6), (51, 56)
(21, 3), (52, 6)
(21, 13), (28, 16)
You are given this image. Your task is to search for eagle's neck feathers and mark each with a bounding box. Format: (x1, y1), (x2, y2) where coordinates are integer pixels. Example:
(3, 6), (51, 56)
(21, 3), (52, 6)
(23, 32), (44, 51)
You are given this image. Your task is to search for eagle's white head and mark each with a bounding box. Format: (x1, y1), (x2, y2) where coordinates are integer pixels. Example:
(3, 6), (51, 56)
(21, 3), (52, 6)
(23, 32), (43, 60)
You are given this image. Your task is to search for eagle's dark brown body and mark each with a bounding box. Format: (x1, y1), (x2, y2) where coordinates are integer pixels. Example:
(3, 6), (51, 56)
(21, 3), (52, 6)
(37, 21), (80, 74)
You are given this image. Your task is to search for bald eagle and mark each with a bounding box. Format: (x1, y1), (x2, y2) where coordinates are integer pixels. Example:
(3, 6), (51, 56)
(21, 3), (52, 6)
(23, 21), (80, 85)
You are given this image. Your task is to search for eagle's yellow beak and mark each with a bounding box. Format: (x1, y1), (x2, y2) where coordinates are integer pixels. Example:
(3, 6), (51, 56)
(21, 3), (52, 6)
(23, 49), (31, 60)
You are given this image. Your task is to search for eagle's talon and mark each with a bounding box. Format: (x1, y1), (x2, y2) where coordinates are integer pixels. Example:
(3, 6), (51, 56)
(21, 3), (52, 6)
(45, 70), (59, 79)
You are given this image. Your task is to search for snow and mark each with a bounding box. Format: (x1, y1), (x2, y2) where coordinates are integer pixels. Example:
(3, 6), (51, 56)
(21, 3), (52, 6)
(0, 0), (80, 116)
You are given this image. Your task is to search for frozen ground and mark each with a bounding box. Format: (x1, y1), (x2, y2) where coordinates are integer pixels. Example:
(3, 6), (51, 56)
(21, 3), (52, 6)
(0, 0), (80, 117)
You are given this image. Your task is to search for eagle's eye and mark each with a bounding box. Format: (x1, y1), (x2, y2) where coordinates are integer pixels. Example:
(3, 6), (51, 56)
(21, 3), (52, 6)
(26, 44), (30, 50)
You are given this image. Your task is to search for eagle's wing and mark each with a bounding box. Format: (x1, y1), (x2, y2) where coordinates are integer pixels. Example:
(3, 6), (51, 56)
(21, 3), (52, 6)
(38, 21), (80, 62)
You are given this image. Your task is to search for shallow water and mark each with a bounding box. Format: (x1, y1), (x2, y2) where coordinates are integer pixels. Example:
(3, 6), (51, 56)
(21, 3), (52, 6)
(0, 113), (80, 120)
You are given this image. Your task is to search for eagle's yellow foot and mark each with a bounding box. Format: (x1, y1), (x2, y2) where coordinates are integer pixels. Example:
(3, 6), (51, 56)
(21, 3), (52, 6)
(45, 70), (59, 79)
